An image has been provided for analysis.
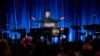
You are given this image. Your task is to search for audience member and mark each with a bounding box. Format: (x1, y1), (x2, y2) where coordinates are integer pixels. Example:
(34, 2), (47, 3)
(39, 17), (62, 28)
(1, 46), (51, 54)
(0, 35), (100, 56)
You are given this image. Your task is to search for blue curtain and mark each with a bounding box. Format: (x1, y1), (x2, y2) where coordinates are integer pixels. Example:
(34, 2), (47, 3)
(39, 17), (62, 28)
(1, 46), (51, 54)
(6, 0), (100, 41)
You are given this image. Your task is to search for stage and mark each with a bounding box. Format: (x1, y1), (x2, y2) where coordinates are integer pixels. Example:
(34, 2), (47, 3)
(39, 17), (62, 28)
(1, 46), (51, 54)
(0, 0), (100, 42)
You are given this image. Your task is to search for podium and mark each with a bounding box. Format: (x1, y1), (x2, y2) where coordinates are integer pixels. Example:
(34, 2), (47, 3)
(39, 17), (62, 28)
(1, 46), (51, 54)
(42, 22), (60, 36)
(42, 22), (57, 28)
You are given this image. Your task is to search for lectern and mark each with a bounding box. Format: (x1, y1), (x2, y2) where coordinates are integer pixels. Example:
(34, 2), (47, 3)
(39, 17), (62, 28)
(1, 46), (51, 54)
(42, 22), (57, 28)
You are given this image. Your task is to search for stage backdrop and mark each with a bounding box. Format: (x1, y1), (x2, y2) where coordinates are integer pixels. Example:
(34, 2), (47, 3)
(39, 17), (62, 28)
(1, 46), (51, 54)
(5, 0), (100, 41)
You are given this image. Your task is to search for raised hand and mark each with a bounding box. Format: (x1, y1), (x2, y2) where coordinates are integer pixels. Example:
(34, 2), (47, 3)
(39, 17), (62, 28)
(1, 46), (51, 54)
(32, 17), (36, 21)
(60, 17), (65, 20)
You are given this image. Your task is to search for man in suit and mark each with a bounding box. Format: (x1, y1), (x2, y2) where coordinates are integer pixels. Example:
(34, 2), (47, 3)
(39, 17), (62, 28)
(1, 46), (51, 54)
(32, 11), (65, 23)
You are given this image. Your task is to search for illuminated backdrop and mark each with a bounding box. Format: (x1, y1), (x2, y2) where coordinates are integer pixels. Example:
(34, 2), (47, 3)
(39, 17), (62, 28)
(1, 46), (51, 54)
(3, 0), (100, 41)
